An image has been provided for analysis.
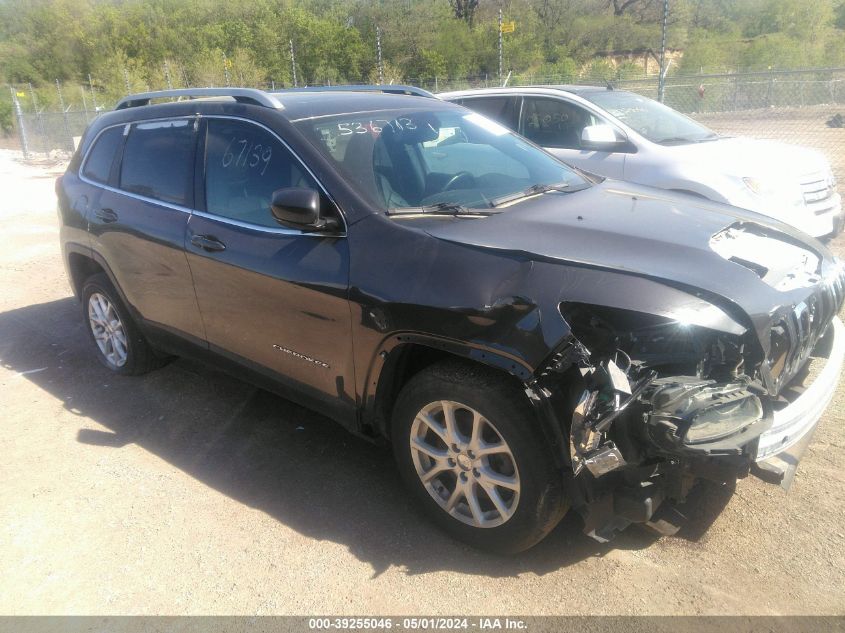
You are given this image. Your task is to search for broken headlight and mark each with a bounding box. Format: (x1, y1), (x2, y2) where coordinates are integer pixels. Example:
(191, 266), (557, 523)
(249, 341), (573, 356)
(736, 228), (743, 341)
(648, 379), (764, 446)
(684, 394), (763, 444)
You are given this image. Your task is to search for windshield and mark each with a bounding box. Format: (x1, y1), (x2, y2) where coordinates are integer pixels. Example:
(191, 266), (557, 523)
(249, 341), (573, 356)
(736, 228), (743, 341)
(292, 107), (589, 211)
(583, 90), (718, 145)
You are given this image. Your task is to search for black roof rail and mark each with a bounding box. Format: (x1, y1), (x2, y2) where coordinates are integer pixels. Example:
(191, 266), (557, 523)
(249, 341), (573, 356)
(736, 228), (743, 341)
(272, 84), (436, 98)
(115, 88), (284, 110)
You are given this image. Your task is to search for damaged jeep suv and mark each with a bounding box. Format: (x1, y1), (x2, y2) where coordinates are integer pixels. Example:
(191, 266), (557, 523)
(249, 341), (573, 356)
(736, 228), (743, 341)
(58, 88), (845, 553)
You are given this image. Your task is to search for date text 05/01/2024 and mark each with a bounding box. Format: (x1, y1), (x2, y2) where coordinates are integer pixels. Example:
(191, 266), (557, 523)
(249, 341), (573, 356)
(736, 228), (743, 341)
(307, 617), (528, 630)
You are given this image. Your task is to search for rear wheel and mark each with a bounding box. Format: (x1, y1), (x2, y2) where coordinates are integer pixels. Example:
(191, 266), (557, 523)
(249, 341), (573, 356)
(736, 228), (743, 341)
(81, 273), (163, 375)
(392, 361), (568, 553)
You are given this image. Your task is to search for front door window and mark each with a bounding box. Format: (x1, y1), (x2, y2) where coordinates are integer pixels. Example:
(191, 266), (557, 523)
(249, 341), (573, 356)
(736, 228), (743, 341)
(520, 97), (598, 150)
(204, 119), (319, 228)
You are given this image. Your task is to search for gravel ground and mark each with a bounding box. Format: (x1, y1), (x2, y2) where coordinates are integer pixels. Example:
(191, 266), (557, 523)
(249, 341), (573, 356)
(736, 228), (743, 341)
(0, 148), (844, 616)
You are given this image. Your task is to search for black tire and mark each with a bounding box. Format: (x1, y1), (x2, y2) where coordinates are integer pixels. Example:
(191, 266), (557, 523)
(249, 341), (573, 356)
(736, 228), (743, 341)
(81, 273), (164, 376)
(392, 360), (568, 553)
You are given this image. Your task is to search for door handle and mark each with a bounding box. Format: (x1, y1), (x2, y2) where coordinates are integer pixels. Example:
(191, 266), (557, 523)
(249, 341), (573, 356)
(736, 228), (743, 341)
(95, 208), (118, 223)
(190, 234), (227, 252)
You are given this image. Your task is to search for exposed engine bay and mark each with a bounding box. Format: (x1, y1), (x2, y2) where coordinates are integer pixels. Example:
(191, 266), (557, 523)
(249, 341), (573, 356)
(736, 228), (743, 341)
(539, 277), (844, 542)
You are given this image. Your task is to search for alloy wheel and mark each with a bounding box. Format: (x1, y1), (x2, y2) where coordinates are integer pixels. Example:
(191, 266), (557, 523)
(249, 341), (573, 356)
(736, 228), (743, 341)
(87, 292), (128, 368)
(409, 400), (520, 528)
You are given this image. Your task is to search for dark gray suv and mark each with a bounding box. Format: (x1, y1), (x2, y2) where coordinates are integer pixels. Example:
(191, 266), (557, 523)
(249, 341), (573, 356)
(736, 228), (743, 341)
(57, 88), (845, 552)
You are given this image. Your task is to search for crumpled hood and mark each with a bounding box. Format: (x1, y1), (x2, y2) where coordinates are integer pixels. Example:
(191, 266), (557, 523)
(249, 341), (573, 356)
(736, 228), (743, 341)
(422, 181), (836, 331)
(663, 136), (831, 181)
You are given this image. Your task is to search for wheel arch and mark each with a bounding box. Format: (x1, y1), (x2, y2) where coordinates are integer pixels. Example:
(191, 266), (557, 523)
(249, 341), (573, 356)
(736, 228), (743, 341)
(66, 250), (137, 323)
(363, 335), (534, 439)
(363, 335), (572, 469)
(66, 250), (105, 299)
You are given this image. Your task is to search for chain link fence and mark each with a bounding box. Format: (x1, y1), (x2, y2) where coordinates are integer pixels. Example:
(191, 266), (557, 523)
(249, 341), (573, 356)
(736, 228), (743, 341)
(12, 110), (97, 154)
(5, 67), (845, 182)
(614, 68), (845, 185)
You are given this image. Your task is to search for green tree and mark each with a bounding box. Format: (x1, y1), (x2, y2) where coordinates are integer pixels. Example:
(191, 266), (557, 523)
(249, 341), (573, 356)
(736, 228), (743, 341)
(1, 0), (844, 102)
(0, 98), (13, 136)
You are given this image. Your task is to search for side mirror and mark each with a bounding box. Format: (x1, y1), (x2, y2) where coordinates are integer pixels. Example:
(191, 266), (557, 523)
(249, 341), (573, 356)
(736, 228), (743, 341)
(270, 188), (339, 232)
(581, 124), (627, 152)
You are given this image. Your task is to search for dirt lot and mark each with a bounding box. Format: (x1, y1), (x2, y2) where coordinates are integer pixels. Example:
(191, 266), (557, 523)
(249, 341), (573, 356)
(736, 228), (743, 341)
(0, 148), (844, 616)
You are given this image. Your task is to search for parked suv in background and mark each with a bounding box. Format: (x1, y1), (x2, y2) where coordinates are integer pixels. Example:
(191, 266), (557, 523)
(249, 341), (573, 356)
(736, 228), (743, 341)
(58, 88), (845, 552)
(440, 86), (844, 239)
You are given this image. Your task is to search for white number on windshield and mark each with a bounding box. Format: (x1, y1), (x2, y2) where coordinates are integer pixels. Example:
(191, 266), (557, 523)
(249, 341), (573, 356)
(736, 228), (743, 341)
(221, 137), (273, 175)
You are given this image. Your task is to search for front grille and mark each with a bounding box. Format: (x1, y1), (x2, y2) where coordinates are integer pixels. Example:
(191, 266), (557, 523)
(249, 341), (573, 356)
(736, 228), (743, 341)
(800, 172), (835, 205)
(771, 271), (844, 392)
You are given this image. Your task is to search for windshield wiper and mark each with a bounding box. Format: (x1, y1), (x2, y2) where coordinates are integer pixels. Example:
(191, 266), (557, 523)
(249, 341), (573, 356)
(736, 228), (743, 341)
(491, 182), (574, 207)
(389, 202), (497, 216)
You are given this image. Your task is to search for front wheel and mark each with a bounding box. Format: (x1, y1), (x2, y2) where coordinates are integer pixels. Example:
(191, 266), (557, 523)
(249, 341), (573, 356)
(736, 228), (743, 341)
(392, 361), (568, 553)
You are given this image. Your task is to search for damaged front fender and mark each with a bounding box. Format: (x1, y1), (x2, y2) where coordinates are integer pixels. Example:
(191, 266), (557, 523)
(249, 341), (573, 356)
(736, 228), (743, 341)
(543, 300), (764, 478)
(533, 301), (776, 543)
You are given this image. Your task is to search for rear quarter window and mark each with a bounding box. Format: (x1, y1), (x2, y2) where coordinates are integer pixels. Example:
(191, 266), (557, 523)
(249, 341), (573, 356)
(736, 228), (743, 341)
(458, 96), (520, 130)
(119, 119), (195, 206)
(82, 126), (124, 184)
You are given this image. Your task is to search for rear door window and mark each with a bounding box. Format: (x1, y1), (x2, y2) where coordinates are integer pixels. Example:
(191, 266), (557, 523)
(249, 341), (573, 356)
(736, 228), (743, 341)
(119, 119), (195, 206)
(203, 118), (318, 228)
(458, 96), (520, 130)
(82, 126), (124, 185)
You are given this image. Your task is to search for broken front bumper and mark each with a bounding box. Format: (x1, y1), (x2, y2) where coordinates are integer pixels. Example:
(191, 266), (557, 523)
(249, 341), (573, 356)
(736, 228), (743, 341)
(753, 316), (845, 485)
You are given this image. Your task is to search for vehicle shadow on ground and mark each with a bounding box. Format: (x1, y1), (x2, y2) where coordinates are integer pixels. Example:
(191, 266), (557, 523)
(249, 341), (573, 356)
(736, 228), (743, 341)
(0, 297), (733, 577)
